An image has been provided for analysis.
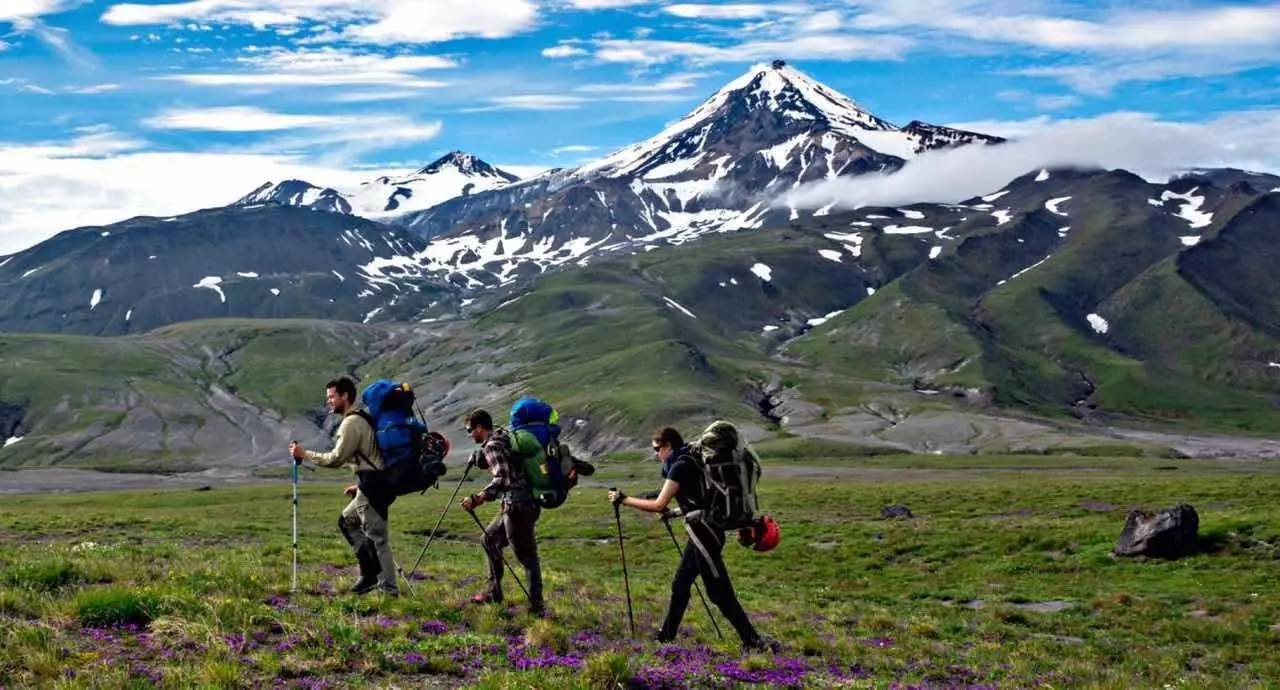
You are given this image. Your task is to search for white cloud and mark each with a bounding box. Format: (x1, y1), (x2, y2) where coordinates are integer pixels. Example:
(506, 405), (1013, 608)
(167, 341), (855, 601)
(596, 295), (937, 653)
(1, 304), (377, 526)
(664, 4), (808, 20)
(466, 94), (589, 111)
(592, 33), (910, 64)
(331, 90), (423, 102)
(342, 0), (537, 44)
(542, 43), (588, 58)
(846, 1), (1280, 92)
(157, 46), (453, 89)
(67, 83), (121, 94)
(577, 72), (704, 93)
(0, 143), (371, 254)
(0, 39), (12, 51)
(783, 110), (1280, 212)
(144, 106), (364, 132)
(563, 0), (652, 8)
(141, 106), (443, 158)
(551, 144), (598, 155)
(103, 0), (538, 44)
(0, 0), (84, 23)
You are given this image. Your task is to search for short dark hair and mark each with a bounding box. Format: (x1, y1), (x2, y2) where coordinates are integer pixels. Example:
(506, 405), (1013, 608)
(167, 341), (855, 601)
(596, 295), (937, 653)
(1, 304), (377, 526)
(326, 377), (358, 403)
(652, 427), (683, 450)
(465, 409), (493, 431)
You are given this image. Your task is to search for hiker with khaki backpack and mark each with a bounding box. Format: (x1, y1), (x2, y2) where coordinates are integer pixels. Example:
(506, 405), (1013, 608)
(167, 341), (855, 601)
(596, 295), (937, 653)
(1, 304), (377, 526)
(608, 423), (778, 651)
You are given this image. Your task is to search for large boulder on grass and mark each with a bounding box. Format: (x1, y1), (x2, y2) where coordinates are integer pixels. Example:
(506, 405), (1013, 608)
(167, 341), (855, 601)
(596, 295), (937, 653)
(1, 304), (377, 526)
(1114, 504), (1199, 558)
(880, 504), (914, 519)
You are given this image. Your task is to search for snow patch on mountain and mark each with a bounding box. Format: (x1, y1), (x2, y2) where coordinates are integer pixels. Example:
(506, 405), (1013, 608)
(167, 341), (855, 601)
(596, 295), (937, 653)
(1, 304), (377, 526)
(663, 297), (697, 319)
(884, 225), (932, 235)
(807, 310), (844, 327)
(89, 289), (102, 310)
(1160, 187), (1213, 228)
(998, 255), (1051, 285)
(750, 263), (773, 282)
(193, 276), (226, 303)
(1045, 196), (1071, 216)
(1035, 169), (1050, 182)
(1087, 313), (1109, 334)
(818, 249), (843, 263)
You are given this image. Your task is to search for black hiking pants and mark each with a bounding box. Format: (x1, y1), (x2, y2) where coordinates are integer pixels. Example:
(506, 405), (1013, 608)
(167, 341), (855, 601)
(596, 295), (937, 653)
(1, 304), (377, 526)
(658, 520), (761, 645)
(482, 501), (544, 610)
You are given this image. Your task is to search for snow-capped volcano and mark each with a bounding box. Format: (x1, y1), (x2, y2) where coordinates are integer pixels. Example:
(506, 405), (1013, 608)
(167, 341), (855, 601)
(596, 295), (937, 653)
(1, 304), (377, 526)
(348, 151), (521, 219)
(232, 151), (521, 220)
(575, 60), (1001, 185)
(398, 60), (1004, 286)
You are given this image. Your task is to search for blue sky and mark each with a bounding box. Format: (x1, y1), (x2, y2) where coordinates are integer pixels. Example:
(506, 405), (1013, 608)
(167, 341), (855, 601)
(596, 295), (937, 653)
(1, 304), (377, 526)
(1, 0), (1279, 252)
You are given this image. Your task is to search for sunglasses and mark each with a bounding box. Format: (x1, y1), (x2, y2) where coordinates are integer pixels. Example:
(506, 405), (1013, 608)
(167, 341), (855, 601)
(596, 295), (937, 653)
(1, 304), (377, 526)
(651, 444), (663, 452)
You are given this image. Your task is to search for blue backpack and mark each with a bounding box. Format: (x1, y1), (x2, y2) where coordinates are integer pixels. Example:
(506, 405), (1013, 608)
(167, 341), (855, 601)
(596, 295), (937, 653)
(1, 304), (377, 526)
(354, 380), (448, 502)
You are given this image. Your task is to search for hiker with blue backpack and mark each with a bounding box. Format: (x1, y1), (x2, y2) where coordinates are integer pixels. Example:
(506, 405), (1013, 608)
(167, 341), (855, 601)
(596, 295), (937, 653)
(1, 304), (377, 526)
(290, 377), (448, 597)
(608, 423), (777, 652)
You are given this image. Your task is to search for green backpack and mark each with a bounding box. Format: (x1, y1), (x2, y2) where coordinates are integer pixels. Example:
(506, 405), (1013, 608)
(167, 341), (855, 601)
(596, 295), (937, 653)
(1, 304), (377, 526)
(511, 428), (558, 507)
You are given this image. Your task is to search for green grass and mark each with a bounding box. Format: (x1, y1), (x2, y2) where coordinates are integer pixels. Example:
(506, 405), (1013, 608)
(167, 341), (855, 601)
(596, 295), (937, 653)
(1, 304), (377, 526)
(2, 456), (1278, 688)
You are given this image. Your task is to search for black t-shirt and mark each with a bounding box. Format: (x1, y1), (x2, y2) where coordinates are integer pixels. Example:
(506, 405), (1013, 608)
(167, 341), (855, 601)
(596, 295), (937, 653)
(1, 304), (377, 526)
(663, 451), (706, 514)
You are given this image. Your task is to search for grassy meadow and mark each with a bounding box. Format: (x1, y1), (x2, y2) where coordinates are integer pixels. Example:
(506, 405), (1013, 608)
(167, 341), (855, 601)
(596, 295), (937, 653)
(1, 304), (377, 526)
(2, 453), (1278, 689)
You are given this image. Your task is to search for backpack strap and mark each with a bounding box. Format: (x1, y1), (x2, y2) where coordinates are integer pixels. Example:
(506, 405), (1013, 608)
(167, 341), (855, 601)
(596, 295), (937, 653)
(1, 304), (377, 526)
(350, 409), (375, 467)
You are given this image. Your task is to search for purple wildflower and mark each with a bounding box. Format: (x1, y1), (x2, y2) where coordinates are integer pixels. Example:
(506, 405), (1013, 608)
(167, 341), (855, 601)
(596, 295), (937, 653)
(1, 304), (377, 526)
(375, 616), (397, 629)
(420, 620), (448, 635)
(265, 594), (290, 609)
(404, 651), (427, 666)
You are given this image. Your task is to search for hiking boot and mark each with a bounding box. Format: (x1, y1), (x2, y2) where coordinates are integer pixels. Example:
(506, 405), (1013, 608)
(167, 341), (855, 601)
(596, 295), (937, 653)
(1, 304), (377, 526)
(349, 577), (378, 595)
(377, 585), (400, 597)
(529, 603), (547, 618)
(470, 592), (502, 605)
(742, 636), (781, 654)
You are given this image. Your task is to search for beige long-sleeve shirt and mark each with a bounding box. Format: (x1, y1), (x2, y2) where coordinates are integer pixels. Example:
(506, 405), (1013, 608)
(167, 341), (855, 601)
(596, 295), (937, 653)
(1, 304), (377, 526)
(304, 409), (384, 473)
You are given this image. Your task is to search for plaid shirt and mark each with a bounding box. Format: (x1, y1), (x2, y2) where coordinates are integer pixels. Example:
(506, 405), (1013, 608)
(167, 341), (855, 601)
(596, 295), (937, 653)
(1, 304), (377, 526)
(478, 427), (532, 504)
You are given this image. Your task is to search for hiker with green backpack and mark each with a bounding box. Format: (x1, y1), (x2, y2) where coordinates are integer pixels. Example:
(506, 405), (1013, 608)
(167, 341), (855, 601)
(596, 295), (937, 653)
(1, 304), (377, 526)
(460, 407), (547, 616)
(608, 423), (777, 651)
(460, 398), (595, 616)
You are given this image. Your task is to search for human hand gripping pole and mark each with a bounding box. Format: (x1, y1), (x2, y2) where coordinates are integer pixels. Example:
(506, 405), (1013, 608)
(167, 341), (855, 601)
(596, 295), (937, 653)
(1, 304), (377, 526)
(611, 488), (637, 637)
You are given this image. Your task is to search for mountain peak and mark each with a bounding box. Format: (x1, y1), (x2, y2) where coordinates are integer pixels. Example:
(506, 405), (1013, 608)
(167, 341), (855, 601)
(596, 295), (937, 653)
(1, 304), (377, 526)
(416, 151), (519, 182)
(233, 179), (351, 215)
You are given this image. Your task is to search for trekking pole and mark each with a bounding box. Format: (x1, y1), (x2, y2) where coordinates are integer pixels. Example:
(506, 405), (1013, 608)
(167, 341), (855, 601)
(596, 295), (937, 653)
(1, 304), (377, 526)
(291, 455), (300, 593)
(611, 489), (637, 637)
(464, 506), (531, 602)
(662, 514), (723, 640)
(405, 459), (473, 581)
